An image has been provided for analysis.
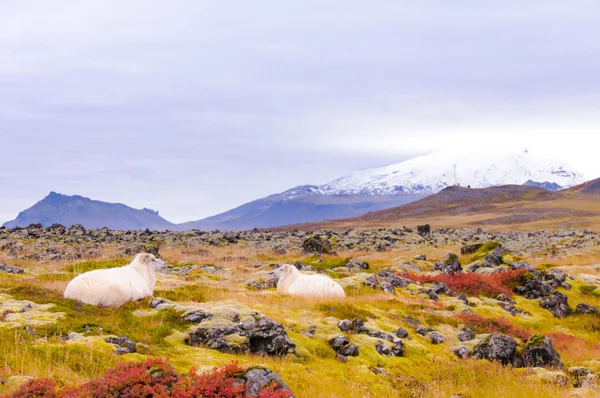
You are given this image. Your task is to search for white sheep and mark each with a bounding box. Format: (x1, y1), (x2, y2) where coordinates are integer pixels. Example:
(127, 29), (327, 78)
(274, 264), (345, 299)
(64, 253), (166, 307)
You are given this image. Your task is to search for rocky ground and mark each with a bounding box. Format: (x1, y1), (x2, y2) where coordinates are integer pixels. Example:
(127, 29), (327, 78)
(1, 224), (600, 397)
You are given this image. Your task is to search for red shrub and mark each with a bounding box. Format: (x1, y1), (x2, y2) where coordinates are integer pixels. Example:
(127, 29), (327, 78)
(8, 378), (57, 398)
(455, 313), (533, 341)
(401, 269), (526, 298)
(547, 332), (600, 362)
(5, 360), (292, 398)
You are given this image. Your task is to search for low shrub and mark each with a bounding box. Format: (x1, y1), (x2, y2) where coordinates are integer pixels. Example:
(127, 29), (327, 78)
(546, 332), (600, 362)
(455, 313), (533, 341)
(401, 270), (526, 298)
(7, 359), (292, 398)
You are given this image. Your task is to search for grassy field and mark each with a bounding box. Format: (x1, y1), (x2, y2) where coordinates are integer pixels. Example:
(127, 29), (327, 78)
(1, 243), (600, 397)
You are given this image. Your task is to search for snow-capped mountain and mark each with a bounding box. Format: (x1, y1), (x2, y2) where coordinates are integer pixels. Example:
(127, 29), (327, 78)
(319, 148), (584, 196)
(182, 148), (585, 231)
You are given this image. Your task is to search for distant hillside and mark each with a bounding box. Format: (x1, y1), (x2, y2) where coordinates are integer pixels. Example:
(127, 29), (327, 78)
(183, 148), (584, 231)
(3, 192), (175, 231)
(180, 189), (424, 231)
(278, 178), (600, 232)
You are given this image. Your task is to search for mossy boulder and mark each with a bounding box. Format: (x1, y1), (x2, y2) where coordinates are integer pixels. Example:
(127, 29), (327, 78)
(521, 334), (564, 369)
(473, 333), (517, 366)
(184, 302), (296, 356)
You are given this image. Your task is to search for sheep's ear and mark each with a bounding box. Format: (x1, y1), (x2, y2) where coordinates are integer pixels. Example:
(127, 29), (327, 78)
(139, 253), (151, 264)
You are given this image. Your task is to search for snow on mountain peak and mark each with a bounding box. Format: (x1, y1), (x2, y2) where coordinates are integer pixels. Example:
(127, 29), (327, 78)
(319, 148), (584, 196)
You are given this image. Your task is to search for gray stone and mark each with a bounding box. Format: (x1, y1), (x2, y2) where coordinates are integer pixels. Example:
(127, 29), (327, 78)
(458, 327), (476, 342)
(0, 262), (24, 274)
(473, 334), (517, 366)
(575, 303), (600, 315)
(541, 292), (571, 318)
(243, 368), (294, 398)
(521, 335), (564, 369)
(452, 346), (472, 359)
(428, 332), (445, 345)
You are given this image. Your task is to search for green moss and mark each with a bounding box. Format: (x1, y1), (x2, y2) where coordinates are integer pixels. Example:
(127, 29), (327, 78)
(302, 255), (351, 271)
(471, 241), (500, 261)
(316, 302), (373, 320)
(525, 334), (547, 349)
(154, 284), (210, 303)
(579, 285), (599, 297)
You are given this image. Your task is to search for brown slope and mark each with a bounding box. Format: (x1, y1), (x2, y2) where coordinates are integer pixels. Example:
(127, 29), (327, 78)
(277, 181), (600, 232)
(566, 176), (600, 195)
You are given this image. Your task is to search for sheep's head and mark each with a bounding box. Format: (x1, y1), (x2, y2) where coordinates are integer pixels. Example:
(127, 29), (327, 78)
(135, 253), (167, 273)
(273, 264), (295, 279)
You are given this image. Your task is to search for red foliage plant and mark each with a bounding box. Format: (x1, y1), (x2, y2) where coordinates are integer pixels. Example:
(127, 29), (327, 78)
(455, 313), (533, 341)
(5, 359), (292, 398)
(546, 332), (600, 362)
(401, 269), (526, 298)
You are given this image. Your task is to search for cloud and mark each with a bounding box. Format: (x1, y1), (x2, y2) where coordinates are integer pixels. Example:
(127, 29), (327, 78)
(1, 1), (599, 223)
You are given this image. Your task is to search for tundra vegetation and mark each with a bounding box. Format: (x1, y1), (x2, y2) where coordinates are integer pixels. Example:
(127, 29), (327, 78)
(1, 224), (600, 397)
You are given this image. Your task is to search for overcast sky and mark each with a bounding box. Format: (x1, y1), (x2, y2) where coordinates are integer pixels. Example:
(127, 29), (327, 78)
(2, 1), (600, 223)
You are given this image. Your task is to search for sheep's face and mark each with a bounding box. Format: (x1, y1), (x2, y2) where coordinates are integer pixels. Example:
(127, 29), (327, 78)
(137, 253), (167, 272)
(274, 264), (294, 279)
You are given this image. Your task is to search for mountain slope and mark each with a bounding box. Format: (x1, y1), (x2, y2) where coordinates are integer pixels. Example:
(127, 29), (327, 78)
(3, 192), (175, 231)
(180, 188), (425, 231)
(279, 178), (600, 232)
(184, 148), (584, 231)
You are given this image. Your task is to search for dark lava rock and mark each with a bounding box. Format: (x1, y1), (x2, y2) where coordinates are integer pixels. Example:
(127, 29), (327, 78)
(473, 334), (517, 366)
(452, 346), (472, 359)
(457, 293), (469, 305)
(417, 224), (431, 236)
(496, 294), (514, 304)
(242, 367), (294, 398)
(541, 292), (572, 318)
(368, 331), (397, 343)
(364, 270), (412, 294)
(301, 324), (317, 338)
(575, 303), (600, 315)
(184, 310), (213, 323)
(416, 327), (434, 336)
(458, 327), (476, 342)
(351, 318), (369, 334)
(461, 243), (483, 255)
(186, 315), (296, 357)
(150, 297), (170, 309)
(338, 320), (352, 332)
(329, 335), (359, 357)
(414, 254), (427, 261)
(395, 328), (409, 339)
(545, 269), (567, 289)
(0, 263), (24, 274)
(433, 253), (462, 275)
(428, 332), (445, 345)
(302, 236), (333, 254)
(346, 258), (370, 271)
(514, 280), (554, 299)
(372, 368), (389, 375)
(521, 334), (564, 369)
(375, 340), (404, 357)
(246, 273), (279, 290)
(106, 336), (136, 355)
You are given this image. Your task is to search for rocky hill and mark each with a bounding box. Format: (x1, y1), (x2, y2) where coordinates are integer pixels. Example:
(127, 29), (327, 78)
(2, 192), (175, 231)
